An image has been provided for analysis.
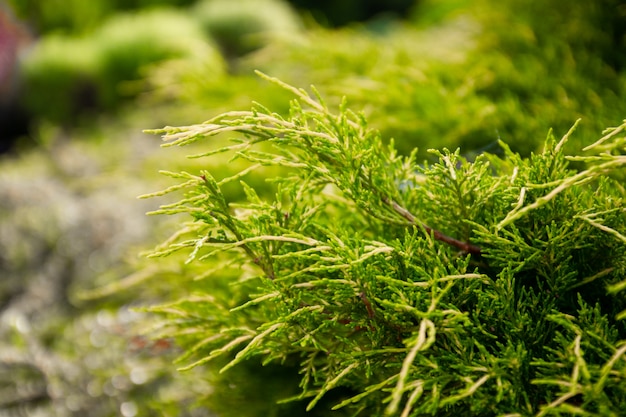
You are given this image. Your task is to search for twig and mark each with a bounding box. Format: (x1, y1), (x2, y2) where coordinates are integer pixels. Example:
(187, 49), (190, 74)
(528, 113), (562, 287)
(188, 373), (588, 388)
(382, 197), (482, 256)
(359, 292), (375, 318)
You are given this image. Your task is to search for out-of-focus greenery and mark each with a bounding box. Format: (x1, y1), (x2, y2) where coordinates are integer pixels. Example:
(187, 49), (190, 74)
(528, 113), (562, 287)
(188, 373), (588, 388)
(18, 0), (625, 156)
(6, 0), (198, 34)
(1, 0), (625, 415)
(20, 8), (225, 123)
(0, 121), (208, 416)
(192, 0), (303, 58)
(458, 0), (626, 155)
(133, 0), (625, 162)
(231, 0), (626, 158)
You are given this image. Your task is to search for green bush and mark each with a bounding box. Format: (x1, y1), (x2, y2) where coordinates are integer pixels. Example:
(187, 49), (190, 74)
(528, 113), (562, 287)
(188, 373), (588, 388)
(142, 74), (626, 416)
(230, 0), (626, 158)
(20, 8), (224, 123)
(94, 8), (224, 108)
(192, 0), (302, 58)
(20, 35), (101, 123)
(7, 0), (197, 34)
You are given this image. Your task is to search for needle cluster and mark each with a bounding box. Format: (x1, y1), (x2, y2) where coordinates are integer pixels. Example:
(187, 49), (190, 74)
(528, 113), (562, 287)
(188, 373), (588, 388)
(142, 73), (626, 416)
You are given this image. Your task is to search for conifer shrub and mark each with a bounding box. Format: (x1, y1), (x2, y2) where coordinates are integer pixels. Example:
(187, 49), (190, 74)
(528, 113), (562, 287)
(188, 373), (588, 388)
(142, 73), (626, 416)
(234, 0), (626, 159)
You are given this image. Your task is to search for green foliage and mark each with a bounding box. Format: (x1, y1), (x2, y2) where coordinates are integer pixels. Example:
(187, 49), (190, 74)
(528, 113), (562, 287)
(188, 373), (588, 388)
(219, 0), (626, 159)
(6, 0), (197, 34)
(20, 8), (225, 123)
(95, 8), (224, 108)
(458, 0), (626, 156)
(20, 35), (102, 122)
(6, 0), (626, 416)
(143, 73), (626, 416)
(192, 0), (302, 58)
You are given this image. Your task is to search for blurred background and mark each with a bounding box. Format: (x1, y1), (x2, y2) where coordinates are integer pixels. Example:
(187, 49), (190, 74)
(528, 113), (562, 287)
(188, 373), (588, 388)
(0, 0), (625, 415)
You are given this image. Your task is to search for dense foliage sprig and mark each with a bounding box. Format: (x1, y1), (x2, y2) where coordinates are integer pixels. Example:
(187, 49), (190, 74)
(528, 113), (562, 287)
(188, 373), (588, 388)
(143, 73), (626, 416)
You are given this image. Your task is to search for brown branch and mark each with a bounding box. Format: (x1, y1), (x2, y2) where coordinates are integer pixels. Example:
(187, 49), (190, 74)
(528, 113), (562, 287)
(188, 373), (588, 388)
(359, 292), (375, 318)
(382, 197), (482, 256)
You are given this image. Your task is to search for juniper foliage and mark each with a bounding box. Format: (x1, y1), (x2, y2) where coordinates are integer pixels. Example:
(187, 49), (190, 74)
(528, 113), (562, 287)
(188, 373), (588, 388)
(142, 73), (626, 416)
